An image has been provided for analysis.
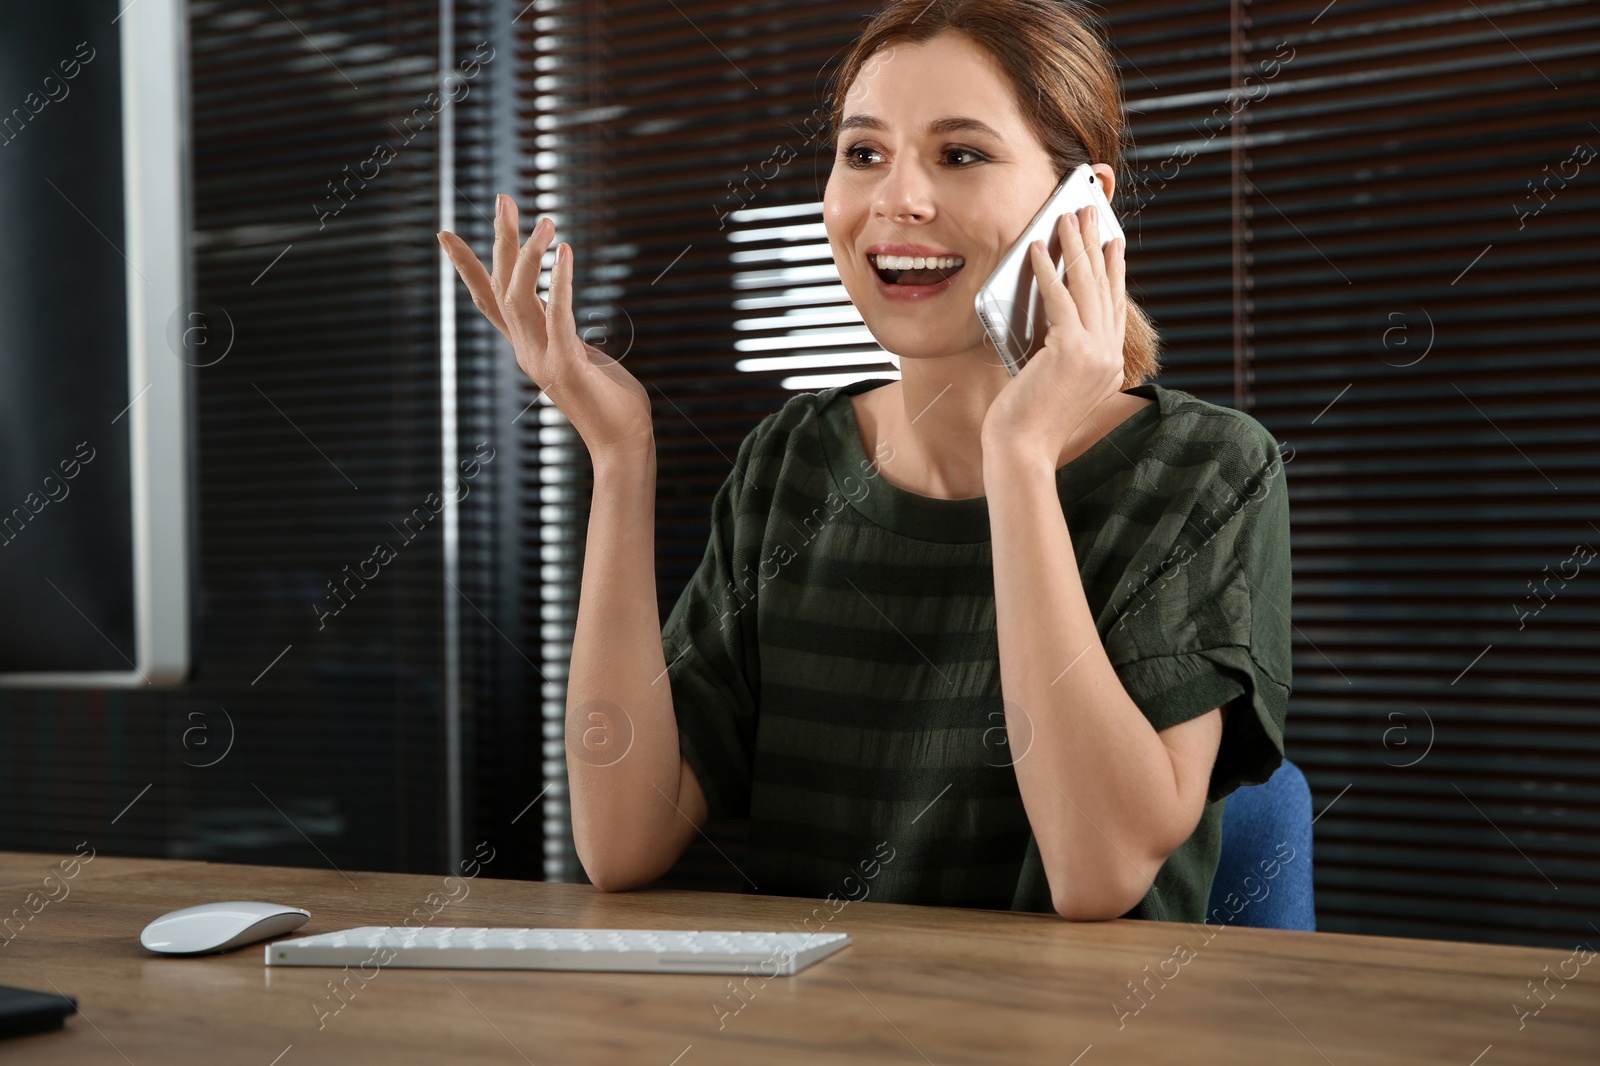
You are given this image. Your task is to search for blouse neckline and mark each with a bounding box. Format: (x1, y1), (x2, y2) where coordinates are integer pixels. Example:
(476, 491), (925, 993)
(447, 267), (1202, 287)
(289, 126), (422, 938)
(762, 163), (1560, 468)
(817, 376), (1169, 544)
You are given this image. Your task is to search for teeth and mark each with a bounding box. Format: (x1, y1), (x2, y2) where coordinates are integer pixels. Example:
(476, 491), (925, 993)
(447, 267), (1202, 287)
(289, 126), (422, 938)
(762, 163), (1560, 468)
(873, 254), (964, 271)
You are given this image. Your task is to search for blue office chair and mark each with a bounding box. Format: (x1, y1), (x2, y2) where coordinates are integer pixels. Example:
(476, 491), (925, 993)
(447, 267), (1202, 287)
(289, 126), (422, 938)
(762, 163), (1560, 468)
(1204, 758), (1315, 931)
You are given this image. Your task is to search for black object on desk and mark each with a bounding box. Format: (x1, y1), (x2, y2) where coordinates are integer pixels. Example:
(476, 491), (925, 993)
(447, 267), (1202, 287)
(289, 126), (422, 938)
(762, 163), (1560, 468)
(0, 983), (78, 1038)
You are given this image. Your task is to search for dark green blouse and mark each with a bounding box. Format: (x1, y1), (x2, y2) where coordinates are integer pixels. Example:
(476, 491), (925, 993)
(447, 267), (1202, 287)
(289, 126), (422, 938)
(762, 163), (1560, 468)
(662, 377), (1292, 921)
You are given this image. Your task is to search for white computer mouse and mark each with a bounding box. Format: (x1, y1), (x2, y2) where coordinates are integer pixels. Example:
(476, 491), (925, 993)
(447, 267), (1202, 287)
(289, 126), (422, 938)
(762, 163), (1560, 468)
(140, 901), (311, 955)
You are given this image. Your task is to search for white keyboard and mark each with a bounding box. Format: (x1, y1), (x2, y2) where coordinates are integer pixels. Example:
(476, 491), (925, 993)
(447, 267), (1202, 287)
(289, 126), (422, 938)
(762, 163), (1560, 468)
(264, 926), (852, 975)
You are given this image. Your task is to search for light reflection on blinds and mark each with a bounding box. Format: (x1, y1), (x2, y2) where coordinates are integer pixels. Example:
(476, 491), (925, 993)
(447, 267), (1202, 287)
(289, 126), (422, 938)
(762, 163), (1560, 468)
(727, 201), (900, 392)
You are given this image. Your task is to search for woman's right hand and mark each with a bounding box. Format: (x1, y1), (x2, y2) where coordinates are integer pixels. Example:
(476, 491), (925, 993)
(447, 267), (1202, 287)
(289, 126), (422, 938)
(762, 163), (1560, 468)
(438, 194), (653, 456)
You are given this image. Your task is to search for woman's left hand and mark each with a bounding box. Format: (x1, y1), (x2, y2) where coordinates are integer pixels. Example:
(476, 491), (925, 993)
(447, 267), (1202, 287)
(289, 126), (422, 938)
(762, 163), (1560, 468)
(980, 205), (1128, 464)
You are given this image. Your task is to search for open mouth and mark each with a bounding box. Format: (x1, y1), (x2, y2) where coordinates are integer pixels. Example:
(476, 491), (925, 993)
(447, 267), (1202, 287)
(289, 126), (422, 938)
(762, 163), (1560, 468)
(869, 253), (966, 287)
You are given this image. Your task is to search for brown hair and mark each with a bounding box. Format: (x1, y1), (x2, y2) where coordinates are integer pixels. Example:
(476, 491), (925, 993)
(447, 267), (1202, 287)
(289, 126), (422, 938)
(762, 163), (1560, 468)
(825, 0), (1161, 387)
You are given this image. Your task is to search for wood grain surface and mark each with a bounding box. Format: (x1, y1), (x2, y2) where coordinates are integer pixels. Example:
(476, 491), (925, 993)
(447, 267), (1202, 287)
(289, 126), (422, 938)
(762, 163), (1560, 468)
(0, 851), (1592, 1064)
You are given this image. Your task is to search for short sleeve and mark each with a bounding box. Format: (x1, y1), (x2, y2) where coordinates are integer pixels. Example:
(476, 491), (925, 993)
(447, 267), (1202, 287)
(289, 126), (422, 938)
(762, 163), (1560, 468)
(1103, 422), (1292, 804)
(659, 425), (770, 821)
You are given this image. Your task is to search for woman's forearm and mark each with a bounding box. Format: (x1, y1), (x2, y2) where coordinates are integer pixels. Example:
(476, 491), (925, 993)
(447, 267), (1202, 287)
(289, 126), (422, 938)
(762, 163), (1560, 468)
(982, 446), (1185, 920)
(566, 441), (699, 889)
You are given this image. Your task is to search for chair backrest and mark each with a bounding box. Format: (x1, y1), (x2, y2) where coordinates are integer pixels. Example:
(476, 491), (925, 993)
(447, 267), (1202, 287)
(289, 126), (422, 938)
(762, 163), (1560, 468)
(1204, 758), (1315, 931)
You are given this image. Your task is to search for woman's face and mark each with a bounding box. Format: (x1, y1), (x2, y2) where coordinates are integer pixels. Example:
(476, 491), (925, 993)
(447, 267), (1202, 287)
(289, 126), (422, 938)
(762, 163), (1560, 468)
(824, 32), (1110, 368)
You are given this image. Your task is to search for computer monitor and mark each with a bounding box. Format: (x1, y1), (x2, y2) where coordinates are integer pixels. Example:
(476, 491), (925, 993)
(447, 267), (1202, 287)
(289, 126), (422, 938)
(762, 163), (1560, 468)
(0, 0), (191, 686)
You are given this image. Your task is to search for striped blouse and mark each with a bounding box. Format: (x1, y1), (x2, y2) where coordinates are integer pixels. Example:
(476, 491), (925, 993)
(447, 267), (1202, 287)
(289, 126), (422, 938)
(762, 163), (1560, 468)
(663, 376), (1292, 921)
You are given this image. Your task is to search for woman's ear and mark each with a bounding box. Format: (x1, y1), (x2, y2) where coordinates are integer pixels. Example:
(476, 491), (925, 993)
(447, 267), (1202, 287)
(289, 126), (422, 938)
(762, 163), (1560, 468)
(1091, 162), (1117, 206)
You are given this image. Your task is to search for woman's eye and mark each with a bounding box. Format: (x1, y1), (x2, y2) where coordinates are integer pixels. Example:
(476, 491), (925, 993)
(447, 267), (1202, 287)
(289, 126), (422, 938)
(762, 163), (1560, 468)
(841, 145), (879, 168)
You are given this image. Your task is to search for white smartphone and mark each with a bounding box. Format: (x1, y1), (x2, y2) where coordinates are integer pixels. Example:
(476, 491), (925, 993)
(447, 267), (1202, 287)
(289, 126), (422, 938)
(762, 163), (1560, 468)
(974, 163), (1125, 375)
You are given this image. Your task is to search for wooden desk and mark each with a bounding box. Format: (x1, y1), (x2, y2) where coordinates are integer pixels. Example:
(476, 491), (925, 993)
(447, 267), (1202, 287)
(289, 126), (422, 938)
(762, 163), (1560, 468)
(0, 851), (1592, 1064)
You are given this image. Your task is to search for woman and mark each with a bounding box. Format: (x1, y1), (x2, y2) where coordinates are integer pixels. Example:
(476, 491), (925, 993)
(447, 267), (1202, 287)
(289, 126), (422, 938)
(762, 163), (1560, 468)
(438, 0), (1291, 922)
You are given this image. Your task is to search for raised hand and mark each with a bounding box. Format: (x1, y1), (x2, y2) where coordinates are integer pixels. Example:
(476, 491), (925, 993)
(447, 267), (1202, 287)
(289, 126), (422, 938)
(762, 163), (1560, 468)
(438, 194), (653, 457)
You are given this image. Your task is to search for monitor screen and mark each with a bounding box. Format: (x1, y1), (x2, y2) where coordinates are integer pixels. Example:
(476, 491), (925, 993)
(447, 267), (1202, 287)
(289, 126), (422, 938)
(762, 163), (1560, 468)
(0, 0), (190, 686)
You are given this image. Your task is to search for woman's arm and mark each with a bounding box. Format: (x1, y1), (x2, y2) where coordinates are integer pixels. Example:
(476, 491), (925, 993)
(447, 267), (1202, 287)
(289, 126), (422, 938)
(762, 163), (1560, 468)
(982, 447), (1225, 921)
(566, 443), (710, 890)
(440, 197), (707, 892)
(444, 196), (707, 889)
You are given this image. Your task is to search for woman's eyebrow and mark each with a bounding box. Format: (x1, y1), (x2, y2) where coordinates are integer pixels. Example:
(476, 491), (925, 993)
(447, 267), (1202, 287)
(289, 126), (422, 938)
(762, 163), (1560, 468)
(837, 113), (1005, 139)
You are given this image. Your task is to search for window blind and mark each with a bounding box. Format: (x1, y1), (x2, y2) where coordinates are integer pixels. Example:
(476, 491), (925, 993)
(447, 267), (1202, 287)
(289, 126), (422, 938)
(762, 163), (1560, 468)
(1229, 0), (1600, 947)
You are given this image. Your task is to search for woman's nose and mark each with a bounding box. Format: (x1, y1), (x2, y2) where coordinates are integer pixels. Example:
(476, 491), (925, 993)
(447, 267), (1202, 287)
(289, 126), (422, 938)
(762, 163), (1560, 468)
(874, 162), (935, 222)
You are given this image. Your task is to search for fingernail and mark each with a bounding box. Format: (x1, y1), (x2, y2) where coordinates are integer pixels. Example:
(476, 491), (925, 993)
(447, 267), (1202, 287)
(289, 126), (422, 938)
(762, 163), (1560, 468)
(1069, 212), (1079, 231)
(495, 194), (504, 221)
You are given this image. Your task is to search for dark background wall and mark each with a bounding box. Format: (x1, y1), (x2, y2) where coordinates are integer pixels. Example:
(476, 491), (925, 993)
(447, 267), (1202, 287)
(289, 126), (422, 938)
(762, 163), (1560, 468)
(1, 0), (1596, 950)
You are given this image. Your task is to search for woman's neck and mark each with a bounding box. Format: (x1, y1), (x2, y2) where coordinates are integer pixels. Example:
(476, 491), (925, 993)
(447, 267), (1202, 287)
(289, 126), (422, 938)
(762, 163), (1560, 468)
(856, 355), (1010, 500)
(854, 355), (1149, 501)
